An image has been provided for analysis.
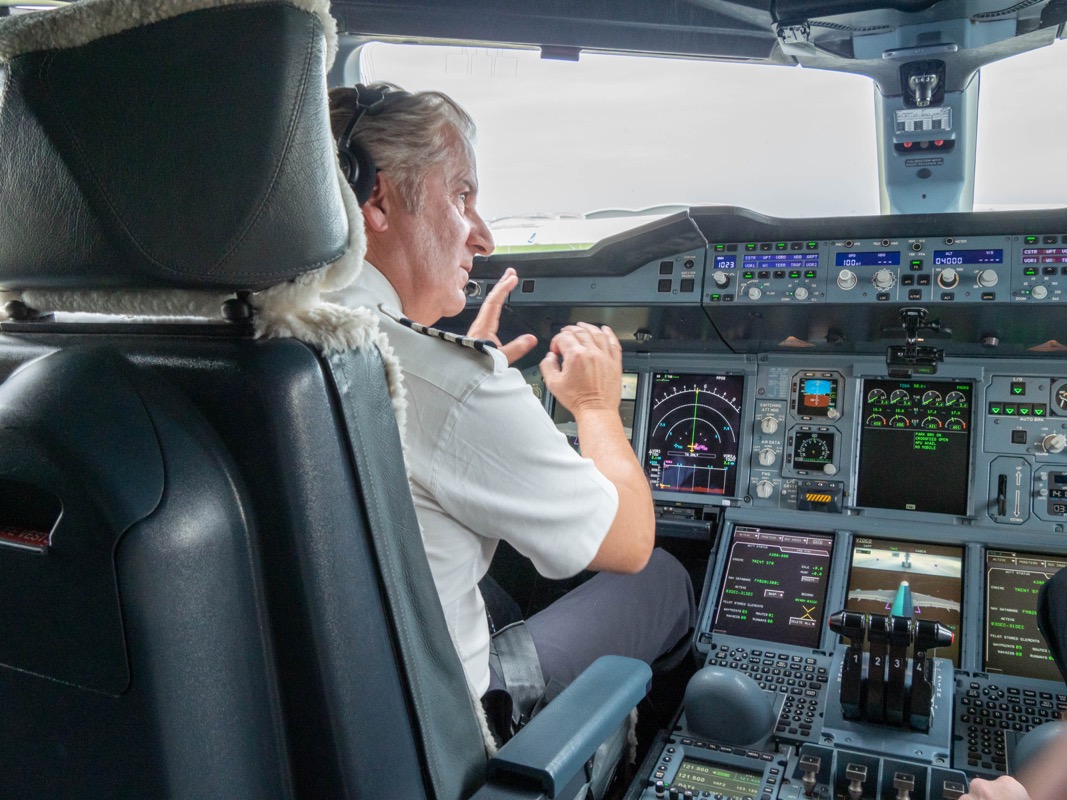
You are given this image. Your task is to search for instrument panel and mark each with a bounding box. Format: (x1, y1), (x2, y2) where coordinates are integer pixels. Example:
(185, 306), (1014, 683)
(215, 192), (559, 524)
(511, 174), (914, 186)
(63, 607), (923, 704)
(466, 206), (1067, 800)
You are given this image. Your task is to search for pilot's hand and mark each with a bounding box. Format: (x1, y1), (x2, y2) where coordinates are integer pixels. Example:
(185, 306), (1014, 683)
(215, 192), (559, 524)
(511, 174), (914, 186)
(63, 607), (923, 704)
(466, 267), (537, 365)
(541, 323), (622, 415)
(962, 776), (1031, 800)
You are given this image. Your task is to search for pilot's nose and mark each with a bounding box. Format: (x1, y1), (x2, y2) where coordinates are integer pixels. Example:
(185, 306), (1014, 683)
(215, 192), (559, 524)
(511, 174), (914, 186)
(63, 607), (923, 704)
(469, 208), (495, 256)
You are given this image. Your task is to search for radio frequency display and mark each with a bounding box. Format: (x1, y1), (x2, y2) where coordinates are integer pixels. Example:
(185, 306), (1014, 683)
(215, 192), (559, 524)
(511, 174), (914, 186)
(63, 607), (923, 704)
(644, 372), (744, 496)
(713, 526), (834, 648)
(985, 550), (1067, 682)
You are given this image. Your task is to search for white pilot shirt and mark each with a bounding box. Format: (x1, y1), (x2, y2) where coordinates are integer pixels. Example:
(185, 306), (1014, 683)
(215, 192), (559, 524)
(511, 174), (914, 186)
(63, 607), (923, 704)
(330, 263), (619, 696)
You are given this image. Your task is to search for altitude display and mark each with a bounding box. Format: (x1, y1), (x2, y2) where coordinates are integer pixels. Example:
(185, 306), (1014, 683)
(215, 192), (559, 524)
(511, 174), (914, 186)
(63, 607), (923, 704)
(846, 537), (963, 664)
(932, 249), (1004, 265)
(644, 372), (744, 496)
(985, 550), (1067, 682)
(553, 372), (638, 453)
(713, 526), (834, 648)
(671, 759), (762, 799)
(857, 379), (972, 515)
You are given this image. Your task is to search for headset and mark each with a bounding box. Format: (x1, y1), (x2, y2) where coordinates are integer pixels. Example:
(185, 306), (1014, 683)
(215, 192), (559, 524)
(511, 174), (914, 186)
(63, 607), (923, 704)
(336, 83), (410, 206)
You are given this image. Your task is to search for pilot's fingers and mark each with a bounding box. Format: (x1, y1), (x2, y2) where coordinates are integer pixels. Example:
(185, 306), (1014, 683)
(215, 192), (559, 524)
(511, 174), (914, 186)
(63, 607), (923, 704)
(961, 776), (1031, 800)
(540, 349), (562, 383)
(467, 268), (518, 339)
(499, 333), (538, 365)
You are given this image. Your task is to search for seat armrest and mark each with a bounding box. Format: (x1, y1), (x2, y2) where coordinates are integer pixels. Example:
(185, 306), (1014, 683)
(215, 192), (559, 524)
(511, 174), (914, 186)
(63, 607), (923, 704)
(482, 655), (652, 798)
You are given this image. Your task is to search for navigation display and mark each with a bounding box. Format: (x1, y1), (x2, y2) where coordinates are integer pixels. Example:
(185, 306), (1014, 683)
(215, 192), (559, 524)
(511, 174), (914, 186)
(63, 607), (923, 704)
(671, 759), (762, 799)
(857, 379), (973, 515)
(713, 526), (834, 648)
(846, 537), (963, 664)
(985, 550), (1067, 682)
(644, 372), (744, 496)
(553, 372), (637, 452)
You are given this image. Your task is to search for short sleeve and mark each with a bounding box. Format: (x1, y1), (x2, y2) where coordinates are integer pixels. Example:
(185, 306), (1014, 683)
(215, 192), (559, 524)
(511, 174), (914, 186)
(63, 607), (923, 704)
(427, 368), (618, 580)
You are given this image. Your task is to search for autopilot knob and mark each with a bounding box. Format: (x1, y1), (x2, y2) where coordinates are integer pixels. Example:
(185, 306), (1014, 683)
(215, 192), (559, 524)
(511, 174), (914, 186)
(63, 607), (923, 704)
(684, 666), (775, 747)
(938, 268), (959, 289)
(1042, 433), (1067, 454)
(837, 270), (858, 290)
(872, 268), (895, 291)
(978, 269), (999, 288)
(713, 270), (731, 288)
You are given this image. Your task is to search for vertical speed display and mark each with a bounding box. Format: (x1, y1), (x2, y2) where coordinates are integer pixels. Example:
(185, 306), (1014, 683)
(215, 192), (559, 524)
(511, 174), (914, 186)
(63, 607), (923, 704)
(643, 372), (744, 496)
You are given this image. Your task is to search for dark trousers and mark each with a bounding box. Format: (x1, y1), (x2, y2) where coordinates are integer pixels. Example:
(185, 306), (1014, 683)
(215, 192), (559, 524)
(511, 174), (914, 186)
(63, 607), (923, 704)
(486, 548), (695, 692)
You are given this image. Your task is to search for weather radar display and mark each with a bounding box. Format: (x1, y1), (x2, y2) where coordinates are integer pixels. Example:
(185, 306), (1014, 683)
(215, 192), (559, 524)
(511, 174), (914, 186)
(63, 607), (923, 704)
(644, 372), (744, 496)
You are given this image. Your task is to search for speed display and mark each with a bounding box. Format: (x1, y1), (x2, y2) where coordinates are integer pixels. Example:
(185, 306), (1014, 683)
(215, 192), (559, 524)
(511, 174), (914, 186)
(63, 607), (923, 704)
(644, 372), (744, 496)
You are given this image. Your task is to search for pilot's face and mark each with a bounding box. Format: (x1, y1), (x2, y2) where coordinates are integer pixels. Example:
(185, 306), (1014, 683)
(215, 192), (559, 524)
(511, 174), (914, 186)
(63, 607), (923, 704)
(396, 129), (495, 325)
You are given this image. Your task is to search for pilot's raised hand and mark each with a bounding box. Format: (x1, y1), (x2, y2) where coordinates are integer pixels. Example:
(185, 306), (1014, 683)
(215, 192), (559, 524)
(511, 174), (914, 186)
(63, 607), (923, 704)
(466, 267), (537, 365)
(540, 322), (623, 415)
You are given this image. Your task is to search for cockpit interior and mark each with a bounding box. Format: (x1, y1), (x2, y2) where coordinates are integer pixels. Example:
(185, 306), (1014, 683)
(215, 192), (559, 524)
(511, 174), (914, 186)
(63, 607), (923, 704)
(1, 0), (1066, 798)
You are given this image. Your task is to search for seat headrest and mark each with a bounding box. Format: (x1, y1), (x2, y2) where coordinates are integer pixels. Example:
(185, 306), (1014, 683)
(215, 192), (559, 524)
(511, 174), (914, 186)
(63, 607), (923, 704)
(0, 0), (352, 296)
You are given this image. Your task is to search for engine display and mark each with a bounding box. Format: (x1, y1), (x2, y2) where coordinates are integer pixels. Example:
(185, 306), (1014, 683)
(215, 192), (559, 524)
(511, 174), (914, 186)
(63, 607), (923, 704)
(644, 372), (744, 496)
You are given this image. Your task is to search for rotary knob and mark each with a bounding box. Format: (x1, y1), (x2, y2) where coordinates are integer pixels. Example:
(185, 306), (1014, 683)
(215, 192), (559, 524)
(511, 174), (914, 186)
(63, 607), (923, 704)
(758, 448), (777, 466)
(872, 269), (895, 291)
(760, 416), (779, 434)
(978, 269), (998, 288)
(794, 286), (810, 301)
(755, 480), (775, 499)
(1032, 284), (1049, 300)
(837, 270), (858, 290)
(823, 463), (838, 476)
(827, 408), (841, 420)
(713, 270), (731, 288)
(1042, 433), (1067, 454)
(747, 286), (763, 300)
(938, 268), (959, 289)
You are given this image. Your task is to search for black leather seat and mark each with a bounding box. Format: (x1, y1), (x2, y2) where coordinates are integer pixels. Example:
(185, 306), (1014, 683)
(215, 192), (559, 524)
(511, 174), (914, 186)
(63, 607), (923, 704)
(0, 1), (648, 798)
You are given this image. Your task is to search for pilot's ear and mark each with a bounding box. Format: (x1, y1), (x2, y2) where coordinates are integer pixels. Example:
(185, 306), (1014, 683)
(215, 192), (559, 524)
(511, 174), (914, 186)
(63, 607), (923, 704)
(361, 173), (390, 233)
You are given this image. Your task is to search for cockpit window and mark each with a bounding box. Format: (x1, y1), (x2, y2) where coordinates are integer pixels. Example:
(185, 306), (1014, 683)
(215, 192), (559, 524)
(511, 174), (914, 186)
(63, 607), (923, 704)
(974, 39), (1067, 212)
(359, 43), (880, 253)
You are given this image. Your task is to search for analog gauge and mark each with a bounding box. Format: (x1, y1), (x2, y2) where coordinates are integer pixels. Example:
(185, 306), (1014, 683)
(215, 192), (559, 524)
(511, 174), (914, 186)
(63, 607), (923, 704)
(922, 416), (942, 429)
(867, 388), (887, 403)
(1057, 386), (1067, 412)
(945, 390), (967, 407)
(889, 415), (909, 427)
(945, 418), (967, 431)
(793, 431), (834, 471)
(921, 390), (942, 406)
(866, 414), (886, 427)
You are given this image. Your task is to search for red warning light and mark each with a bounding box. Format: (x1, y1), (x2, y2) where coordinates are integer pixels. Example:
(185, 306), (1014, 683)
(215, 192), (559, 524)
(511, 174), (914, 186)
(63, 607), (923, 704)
(903, 141), (913, 149)
(934, 140), (945, 147)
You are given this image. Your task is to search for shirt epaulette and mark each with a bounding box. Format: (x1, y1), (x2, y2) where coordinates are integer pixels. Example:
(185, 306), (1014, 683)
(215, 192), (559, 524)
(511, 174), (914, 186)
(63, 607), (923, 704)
(379, 305), (499, 354)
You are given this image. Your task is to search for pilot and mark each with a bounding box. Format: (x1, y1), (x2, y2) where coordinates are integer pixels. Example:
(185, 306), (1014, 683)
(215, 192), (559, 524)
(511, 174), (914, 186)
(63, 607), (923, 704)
(326, 83), (695, 738)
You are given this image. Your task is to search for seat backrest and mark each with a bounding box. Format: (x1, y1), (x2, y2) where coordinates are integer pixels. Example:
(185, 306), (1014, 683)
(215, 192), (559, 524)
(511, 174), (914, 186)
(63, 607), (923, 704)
(0, 1), (486, 797)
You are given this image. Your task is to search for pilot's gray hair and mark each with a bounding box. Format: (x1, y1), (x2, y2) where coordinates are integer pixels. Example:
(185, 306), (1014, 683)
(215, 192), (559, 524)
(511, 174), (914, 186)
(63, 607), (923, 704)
(329, 82), (477, 213)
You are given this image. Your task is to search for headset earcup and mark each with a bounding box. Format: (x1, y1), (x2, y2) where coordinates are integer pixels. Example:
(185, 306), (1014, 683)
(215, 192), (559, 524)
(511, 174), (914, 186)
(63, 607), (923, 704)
(339, 138), (377, 207)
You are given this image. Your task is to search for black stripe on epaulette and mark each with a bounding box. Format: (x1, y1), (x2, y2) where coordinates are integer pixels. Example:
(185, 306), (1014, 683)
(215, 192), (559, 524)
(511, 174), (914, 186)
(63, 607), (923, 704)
(380, 305), (498, 354)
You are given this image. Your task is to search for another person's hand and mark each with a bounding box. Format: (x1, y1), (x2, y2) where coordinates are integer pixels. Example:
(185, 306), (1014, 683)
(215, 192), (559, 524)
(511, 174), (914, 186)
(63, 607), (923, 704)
(541, 322), (622, 415)
(466, 267), (537, 365)
(962, 776), (1031, 800)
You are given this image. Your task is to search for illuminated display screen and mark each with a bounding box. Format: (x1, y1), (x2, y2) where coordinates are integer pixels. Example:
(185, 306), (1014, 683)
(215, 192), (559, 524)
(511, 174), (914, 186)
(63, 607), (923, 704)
(846, 537), (963, 665)
(985, 550), (1067, 682)
(857, 379), (973, 516)
(835, 251), (901, 267)
(795, 374), (840, 418)
(1021, 247), (1067, 264)
(714, 255), (737, 269)
(932, 249), (1004, 265)
(792, 430), (835, 472)
(741, 252), (819, 270)
(553, 372), (637, 452)
(671, 759), (763, 798)
(644, 372), (744, 496)
(713, 526), (834, 648)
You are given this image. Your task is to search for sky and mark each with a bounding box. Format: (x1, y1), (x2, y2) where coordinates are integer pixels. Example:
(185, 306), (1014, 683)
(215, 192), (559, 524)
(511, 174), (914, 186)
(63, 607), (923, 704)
(359, 39), (1066, 225)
